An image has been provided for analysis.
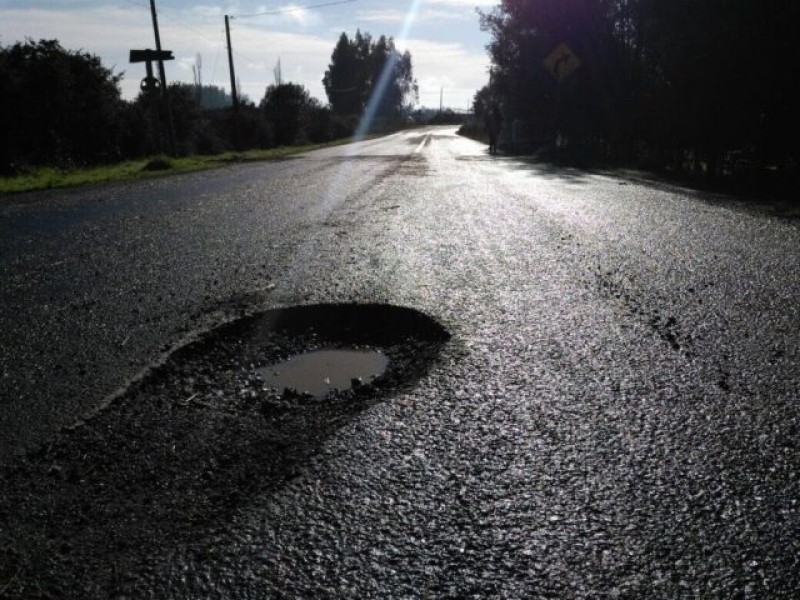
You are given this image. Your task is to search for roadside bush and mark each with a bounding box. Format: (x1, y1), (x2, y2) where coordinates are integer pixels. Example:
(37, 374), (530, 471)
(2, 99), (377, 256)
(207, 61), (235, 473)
(261, 83), (305, 145)
(194, 122), (226, 156)
(118, 101), (160, 158)
(457, 119), (488, 144)
(330, 114), (359, 139)
(216, 105), (275, 151)
(0, 39), (125, 172)
(306, 105), (333, 143)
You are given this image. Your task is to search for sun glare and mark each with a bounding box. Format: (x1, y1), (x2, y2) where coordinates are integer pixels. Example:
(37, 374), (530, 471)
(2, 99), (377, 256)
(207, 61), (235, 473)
(353, 0), (423, 141)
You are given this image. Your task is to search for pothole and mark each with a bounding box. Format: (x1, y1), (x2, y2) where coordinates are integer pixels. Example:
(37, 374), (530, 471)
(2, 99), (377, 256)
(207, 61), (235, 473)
(0, 303), (450, 597)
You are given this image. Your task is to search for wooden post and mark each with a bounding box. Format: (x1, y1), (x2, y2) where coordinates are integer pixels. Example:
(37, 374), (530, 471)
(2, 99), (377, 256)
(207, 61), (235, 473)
(225, 15), (239, 110)
(149, 0), (168, 96)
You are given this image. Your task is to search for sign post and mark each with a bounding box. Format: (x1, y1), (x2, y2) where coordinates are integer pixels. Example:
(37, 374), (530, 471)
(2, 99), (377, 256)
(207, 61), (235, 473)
(129, 49), (174, 93)
(542, 43), (581, 148)
(129, 49), (176, 154)
(542, 43), (581, 82)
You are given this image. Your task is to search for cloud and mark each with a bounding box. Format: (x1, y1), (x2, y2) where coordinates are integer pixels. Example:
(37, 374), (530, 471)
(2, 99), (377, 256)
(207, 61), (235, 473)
(190, 5), (224, 20)
(427, 0), (497, 7)
(396, 38), (490, 107)
(234, 4), (323, 27)
(272, 4), (321, 27)
(225, 24), (334, 100)
(357, 9), (407, 23)
(357, 7), (473, 23)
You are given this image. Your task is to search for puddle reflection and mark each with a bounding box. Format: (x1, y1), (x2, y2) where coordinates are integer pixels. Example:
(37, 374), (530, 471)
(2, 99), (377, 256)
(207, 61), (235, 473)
(257, 349), (388, 398)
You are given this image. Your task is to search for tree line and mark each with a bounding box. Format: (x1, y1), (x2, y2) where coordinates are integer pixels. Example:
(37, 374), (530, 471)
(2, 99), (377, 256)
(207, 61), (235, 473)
(477, 0), (799, 183)
(0, 35), (417, 175)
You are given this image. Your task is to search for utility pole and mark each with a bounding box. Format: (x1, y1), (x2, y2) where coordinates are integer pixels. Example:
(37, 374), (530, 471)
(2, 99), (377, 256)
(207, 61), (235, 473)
(149, 0), (168, 95)
(145, 0), (176, 154)
(225, 15), (239, 110)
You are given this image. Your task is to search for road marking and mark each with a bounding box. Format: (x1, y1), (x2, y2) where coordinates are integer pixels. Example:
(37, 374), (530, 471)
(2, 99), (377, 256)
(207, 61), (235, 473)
(414, 136), (428, 154)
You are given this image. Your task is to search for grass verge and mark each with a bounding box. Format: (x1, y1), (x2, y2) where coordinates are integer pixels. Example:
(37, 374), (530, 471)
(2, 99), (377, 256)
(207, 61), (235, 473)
(0, 140), (352, 196)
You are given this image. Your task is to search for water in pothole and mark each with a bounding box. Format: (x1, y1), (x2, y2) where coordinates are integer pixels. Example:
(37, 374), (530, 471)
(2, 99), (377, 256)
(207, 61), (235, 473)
(257, 348), (389, 397)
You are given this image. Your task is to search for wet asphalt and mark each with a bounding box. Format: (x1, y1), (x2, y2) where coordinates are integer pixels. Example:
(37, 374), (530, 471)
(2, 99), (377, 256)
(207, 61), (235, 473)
(1, 126), (799, 597)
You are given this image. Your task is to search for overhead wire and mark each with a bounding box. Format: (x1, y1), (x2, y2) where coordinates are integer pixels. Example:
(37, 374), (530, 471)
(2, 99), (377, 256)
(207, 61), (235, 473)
(120, 0), (252, 80)
(119, 0), (360, 91)
(118, 0), (223, 49)
(235, 0), (357, 19)
(225, 0), (360, 66)
(209, 29), (224, 85)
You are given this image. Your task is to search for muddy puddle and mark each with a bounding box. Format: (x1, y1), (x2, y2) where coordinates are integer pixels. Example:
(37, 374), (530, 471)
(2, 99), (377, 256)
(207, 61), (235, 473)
(257, 348), (389, 398)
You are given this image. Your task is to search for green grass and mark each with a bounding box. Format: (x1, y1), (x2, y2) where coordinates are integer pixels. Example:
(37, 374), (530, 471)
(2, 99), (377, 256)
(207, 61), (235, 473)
(0, 140), (351, 195)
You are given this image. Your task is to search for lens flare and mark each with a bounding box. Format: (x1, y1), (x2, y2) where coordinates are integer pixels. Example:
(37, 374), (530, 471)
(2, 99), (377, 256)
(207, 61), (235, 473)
(316, 0), (423, 217)
(353, 0), (423, 140)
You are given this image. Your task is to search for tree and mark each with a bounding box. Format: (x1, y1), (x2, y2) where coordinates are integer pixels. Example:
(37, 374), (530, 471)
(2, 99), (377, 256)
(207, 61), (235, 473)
(353, 30), (374, 111)
(644, 0), (800, 172)
(0, 38), (124, 172)
(323, 31), (418, 120)
(323, 32), (361, 116)
(480, 0), (637, 157)
(366, 35), (417, 120)
(479, 0), (800, 175)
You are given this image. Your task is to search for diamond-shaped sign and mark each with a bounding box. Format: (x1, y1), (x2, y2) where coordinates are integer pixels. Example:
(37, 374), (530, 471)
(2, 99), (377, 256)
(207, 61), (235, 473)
(542, 43), (581, 82)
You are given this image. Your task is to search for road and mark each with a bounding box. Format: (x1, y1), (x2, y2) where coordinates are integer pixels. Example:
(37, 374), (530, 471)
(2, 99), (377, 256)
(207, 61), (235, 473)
(1, 126), (799, 597)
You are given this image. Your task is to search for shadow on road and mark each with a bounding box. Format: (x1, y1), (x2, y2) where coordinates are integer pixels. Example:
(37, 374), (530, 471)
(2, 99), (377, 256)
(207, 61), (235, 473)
(457, 154), (593, 185)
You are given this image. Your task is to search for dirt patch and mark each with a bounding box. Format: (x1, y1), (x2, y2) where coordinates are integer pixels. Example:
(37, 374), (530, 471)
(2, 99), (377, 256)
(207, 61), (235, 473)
(0, 303), (449, 598)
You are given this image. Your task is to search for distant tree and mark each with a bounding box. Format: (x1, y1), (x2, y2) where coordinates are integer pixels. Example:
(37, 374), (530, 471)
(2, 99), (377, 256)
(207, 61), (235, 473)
(172, 83), (234, 110)
(472, 85), (492, 119)
(192, 53), (202, 103)
(352, 30), (374, 110)
(323, 32), (362, 116)
(0, 38), (124, 172)
(323, 30), (417, 120)
(366, 35), (417, 120)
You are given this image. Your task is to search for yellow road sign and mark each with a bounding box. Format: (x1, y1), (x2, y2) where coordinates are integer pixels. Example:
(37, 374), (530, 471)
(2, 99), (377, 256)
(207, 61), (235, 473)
(542, 43), (581, 82)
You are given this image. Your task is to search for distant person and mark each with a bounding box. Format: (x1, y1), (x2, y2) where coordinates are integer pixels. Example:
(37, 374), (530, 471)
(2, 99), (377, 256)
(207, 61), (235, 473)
(486, 105), (502, 155)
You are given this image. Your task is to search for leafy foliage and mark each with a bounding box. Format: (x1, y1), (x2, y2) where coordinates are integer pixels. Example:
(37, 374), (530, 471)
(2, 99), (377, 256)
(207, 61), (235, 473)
(0, 39), (124, 173)
(323, 33), (363, 116)
(479, 0), (800, 178)
(323, 30), (418, 119)
(261, 83), (320, 146)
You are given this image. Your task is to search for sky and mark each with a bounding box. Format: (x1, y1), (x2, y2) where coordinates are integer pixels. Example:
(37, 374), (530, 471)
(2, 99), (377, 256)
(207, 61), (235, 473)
(0, 0), (496, 110)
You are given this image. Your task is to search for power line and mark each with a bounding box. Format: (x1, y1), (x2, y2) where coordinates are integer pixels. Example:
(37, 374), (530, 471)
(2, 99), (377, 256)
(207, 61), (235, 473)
(235, 0), (358, 19)
(120, 0), (223, 48)
(209, 30), (224, 84)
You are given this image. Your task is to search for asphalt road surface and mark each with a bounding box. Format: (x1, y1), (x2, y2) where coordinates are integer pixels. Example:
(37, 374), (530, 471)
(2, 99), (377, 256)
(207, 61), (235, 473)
(1, 126), (799, 597)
